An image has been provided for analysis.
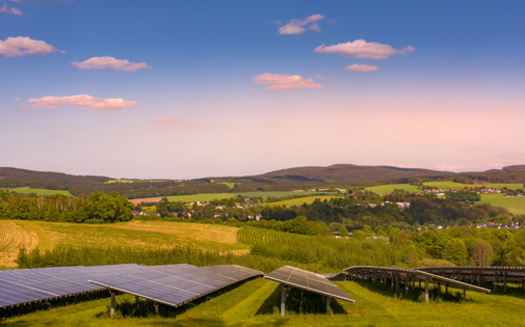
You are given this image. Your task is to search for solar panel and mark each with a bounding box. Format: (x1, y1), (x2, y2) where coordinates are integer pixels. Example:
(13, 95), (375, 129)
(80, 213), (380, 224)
(264, 266), (355, 302)
(88, 264), (264, 308)
(0, 264), (143, 308)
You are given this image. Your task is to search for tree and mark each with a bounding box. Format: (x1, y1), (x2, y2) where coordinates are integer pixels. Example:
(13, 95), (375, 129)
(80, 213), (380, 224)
(442, 238), (468, 265)
(472, 240), (494, 266)
(338, 225), (349, 237)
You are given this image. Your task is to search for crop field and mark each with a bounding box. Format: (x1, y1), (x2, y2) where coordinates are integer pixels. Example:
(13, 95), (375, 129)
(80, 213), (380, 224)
(423, 181), (523, 190)
(0, 221), (39, 267)
(8, 187), (73, 197)
(264, 196), (340, 207)
(238, 226), (304, 247)
(479, 194), (525, 215)
(4, 277), (525, 326)
(1, 220), (248, 267)
(131, 191), (339, 204)
(365, 184), (421, 194)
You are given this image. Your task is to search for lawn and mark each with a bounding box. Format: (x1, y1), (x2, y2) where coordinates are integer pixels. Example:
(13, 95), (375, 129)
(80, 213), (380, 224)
(479, 194), (525, 215)
(3, 278), (525, 326)
(8, 187), (73, 197)
(365, 184), (421, 195)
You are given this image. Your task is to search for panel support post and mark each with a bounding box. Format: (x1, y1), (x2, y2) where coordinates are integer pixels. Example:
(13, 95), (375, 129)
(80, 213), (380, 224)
(445, 284), (448, 294)
(154, 303), (159, 315)
(494, 272), (497, 292)
(281, 284), (289, 316)
(463, 289), (466, 300)
(425, 277), (429, 303)
(504, 272), (508, 293)
(405, 276), (409, 295)
(395, 273), (399, 292)
(135, 296), (139, 304)
(326, 296), (331, 314)
(110, 291), (115, 317)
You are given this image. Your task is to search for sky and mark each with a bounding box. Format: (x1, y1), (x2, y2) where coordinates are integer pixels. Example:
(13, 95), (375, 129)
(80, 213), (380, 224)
(1, 0), (524, 179)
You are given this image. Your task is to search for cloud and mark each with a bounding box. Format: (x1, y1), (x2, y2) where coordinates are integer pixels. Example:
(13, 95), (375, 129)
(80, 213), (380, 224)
(278, 14), (325, 35)
(315, 39), (414, 59)
(71, 56), (150, 72)
(27, 94), (138, 110)
(345, 64), (379, 72)
(14, 97), (21, 102)
(496, 107), (507, 112)
(153, 117), (179, 123)
(0, 36), (57, 57)
(252, 73), (323, 90)
(1, 4), (22, 15)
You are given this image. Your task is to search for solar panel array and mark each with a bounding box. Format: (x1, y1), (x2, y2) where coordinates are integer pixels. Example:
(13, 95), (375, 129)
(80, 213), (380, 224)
(264, 266), (355, 302)
(0, 264), (142, 308)
(88, 264), (264, 308)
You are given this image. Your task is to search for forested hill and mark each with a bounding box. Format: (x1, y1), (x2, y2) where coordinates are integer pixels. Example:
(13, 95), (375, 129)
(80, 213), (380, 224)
(258, 164), (452, 182)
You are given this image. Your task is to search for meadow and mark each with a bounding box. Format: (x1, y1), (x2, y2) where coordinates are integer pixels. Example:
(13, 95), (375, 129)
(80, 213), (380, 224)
(8, 187), (72, 197)
(479, 194), (525, 215)
(1, 220), (249, 267)
(364, 184), (421, 195)
(263, 196), (340, 207)
(422, 181), (523, 190)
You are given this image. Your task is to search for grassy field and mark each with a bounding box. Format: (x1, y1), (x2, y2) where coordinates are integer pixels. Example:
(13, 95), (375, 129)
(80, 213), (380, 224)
(0, 221), (39, 267)
(423, 181), (523, 190)
(3, 278), (525, 326)
(264, 196), (340, 207)
(132, 191), (339, 204)
(1, 220), (249, 267)
(479, 194), (525, 215)
(8, 187), (73, 197)
(365, 184), (421, 195)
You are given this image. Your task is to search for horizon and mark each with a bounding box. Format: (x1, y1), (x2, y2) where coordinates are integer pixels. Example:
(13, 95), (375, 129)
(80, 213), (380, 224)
(1, 1), (524, 179)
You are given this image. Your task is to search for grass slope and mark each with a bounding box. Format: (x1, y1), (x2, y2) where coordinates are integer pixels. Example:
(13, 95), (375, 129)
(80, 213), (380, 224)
(365, 184), (421, 195)
(3, 279), (525, 326)
(9, 187), (72, 197)
(264, 196), (339, 207)
(479, 194), (525, 215)
(423, 181), (523, 190)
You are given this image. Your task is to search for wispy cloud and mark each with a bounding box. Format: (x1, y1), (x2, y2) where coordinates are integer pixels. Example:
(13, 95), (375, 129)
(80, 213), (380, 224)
(27, 94), (138, 110)
(252, 73), (323, 90)
(0, 36), (57, 57)
(345, 64), (378, 72)
(278, 14), (325, 35)
(315, 39), (414, 59)
(496, 107), (507, 112)
(0, 4), (22, 15)
(71, 56), (150, 72)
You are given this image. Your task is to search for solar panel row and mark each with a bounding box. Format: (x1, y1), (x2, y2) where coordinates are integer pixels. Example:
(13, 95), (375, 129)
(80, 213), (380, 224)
(88, 264), (264, 308)
(264, 266), (354, 302)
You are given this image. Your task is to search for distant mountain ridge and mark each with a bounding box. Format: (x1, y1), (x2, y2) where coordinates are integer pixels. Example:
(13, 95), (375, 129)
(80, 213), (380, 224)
(258, 164), (453, 181)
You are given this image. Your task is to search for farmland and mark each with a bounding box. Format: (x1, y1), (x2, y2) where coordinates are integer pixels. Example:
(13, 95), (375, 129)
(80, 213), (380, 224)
(365, 184), (421, 194)
(0, 221), (39, 267)
(264, 196), (339, 207)
(423, 181), (523, 190)
(0, 220), (248, 267)
(8, 187), (72, 197)
(479, 194), (525, 215)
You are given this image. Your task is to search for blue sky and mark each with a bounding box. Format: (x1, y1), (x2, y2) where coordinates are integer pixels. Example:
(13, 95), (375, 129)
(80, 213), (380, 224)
(1, 0), (524, 179)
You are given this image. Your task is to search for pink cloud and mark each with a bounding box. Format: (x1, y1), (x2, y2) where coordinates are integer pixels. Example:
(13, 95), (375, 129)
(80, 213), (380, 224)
(71, 56), (150, 72)
(14, 97), (21, 102)
(345, 64), (379, 72)
(278, 14), (325, 35)
(1, 4), (22, 15)
(153, 117), (179, 123)
(315, 39), (414, 59)
(27, 94), (138, 110)
(496, 107), (507, 112)
(0, 36), (56, 57)
(252, 73), (323, 90)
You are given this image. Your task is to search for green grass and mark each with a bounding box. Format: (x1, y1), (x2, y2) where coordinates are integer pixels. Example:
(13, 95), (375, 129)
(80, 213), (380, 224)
(161, 191), (338, 203)
(423, 181), (523, 190)
(8, 187), (72, 197)
(479, 194), (525, 215)
(218, 182), (236, 189)
(264, 196), (340, 207)
(4, 278), (525, 326)
(104, 179), (137, 184)
(365, 184), (421, 195)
